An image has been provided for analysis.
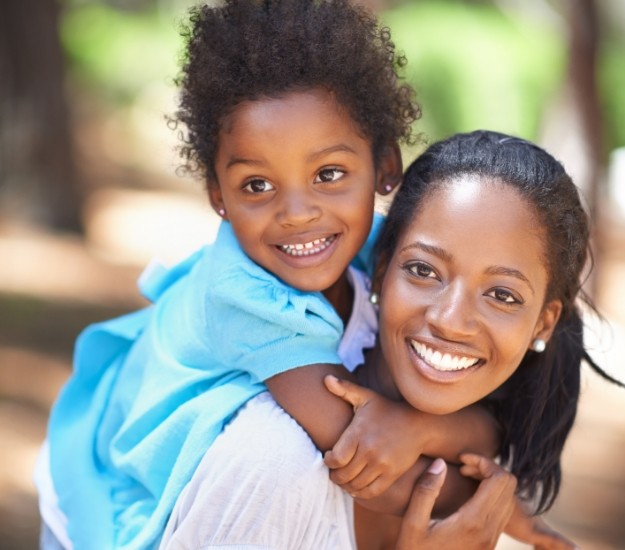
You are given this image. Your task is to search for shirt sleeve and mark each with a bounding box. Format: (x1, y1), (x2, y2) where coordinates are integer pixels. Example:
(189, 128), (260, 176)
(205, 263), (344, 383)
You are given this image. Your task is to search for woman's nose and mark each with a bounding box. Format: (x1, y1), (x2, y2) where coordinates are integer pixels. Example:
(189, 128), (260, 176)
(424, 282), (479, 340)
(276, 187), (322, 227)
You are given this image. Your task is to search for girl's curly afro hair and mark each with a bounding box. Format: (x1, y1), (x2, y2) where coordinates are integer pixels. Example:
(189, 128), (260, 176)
(174, 0), (420, 183)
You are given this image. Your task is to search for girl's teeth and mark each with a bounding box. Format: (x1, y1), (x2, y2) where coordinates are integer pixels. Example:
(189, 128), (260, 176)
(410, 341), (479, 371)
(279, 236), (335, 256)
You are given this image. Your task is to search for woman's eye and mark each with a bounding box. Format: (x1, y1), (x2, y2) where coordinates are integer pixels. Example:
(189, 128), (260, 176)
(242, 179), (274, 193)
(406, 262), (438, 279)
(315, 168), (344, 184)
(488, 288), (522, 305)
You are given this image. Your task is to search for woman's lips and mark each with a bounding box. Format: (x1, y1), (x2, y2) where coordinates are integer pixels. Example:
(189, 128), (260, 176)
(410, 340), (481, 372)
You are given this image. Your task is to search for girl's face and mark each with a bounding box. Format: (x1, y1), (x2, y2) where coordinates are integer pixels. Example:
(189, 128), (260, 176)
(379, 176), (562, 415)
(210, 88), (398, 300)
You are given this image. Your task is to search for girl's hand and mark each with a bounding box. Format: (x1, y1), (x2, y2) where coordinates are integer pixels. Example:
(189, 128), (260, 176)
(397, 454), (517, 550)
(504, 499), (580, 550)
(323, 375), (429, 499)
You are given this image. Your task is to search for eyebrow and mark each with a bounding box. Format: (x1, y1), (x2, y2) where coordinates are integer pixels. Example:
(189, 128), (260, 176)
(225, 156), (265, 170)
(401, 241), (453, 262)
(225, 143), (358, 170)
(401, 241), (535, 294)
(484, 266), (534, 294)
(307, 143), (358, 162)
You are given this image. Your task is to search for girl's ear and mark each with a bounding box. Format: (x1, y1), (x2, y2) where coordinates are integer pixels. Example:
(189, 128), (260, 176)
(375, 142), (403, 196)
(208, 180), (228, 219)
(530, 299), (563, 350)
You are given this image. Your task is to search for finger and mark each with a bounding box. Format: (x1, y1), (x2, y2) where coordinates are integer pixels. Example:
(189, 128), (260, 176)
(458, 453), (506, 481)
(338, 465), (384, 494)
(324, 432), (359, 469)
(323, 375), (373, 410)
(531, 517), (580, 550)
(328, 455), (368, 486)
(459, 453), (517, 499)
(349, 473), (394, 500)
(398, 458), (447, 538)
(456, 455), (517, 525)
(532, 530), (580, 550)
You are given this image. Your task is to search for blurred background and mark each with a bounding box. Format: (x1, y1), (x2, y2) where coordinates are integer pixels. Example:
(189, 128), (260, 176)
(1, 0), (624, 548)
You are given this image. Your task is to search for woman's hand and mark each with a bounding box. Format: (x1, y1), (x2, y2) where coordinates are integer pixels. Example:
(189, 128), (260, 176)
(397, 454), (517, 550)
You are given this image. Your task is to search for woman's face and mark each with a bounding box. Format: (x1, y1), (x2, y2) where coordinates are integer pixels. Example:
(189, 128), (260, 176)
(379, 176), (561, 414)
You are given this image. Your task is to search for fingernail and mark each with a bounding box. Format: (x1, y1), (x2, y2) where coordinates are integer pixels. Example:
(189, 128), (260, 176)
(427, 458), (445, 475)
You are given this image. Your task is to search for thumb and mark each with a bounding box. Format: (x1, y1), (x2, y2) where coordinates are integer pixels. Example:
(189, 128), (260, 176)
(324, 375), (372, 410)
(397, 458), (447, 545)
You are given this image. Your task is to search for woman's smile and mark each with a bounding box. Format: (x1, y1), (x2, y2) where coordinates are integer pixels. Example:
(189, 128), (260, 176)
(409, 340), (481, 372)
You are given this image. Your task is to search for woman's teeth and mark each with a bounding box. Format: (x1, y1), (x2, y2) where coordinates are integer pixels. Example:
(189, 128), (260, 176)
(410, 341), (480, 371)
(279, 235), (335, 256)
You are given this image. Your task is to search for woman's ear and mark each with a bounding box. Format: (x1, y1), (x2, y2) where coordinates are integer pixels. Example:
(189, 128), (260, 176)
(530, 299), (563, 350)
(375, 142), (403, 196)
(208, 180), (228, 219)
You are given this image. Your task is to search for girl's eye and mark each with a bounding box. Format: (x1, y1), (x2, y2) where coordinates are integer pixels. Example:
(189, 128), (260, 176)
(314, 168), (345, 184)
(243, 179), (274, 194)
(406, 261), (438, 280)
(487, 288), (523, 305)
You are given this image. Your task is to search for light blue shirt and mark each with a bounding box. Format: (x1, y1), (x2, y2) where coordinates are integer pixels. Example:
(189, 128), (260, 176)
(48, 215), (383, 550)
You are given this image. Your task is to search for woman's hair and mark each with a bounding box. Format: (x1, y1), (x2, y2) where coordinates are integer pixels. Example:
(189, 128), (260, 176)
(173, 0), (419, 184)
(376, 130), (623, 514)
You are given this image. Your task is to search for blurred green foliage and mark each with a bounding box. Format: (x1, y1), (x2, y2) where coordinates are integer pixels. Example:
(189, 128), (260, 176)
(600, 37), (625, 150)
(59, 0), (625, 150)
(60, 1), (191, 103)
(382, 1), (564, 144)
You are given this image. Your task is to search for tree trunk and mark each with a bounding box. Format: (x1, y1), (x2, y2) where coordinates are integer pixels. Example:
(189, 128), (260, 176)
(567, 0), (602, 297)
(0, 0), (83, 232)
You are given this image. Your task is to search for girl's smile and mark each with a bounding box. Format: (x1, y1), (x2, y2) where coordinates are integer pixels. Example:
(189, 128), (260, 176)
(209, 88), (386, 300)
(379, 175), (561, 414)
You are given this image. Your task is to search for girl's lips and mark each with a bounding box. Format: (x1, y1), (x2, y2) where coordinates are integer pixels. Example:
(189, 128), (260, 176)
(277, 234), (337, 256)
(272, 232), (341, 268)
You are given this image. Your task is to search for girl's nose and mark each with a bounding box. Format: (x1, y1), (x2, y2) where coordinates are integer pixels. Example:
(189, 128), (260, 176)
(276, 187), (322, 227)
(424, 282), (479, 340)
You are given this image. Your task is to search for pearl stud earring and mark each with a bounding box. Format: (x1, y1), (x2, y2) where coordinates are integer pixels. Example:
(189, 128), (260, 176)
(531, 338), (546, 353)
(369, 292), (379, 305)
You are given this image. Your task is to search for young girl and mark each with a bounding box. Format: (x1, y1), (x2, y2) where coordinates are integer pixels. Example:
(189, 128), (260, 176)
(37, 2), (499, 549)
(323, 130), (624, 548)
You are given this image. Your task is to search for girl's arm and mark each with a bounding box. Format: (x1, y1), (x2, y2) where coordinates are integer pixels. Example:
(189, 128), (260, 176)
(265, 363), (358, 452)
(266, 365), (498, 464)
(265, 363), (498, 516)
(322, 375), (499, 499)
